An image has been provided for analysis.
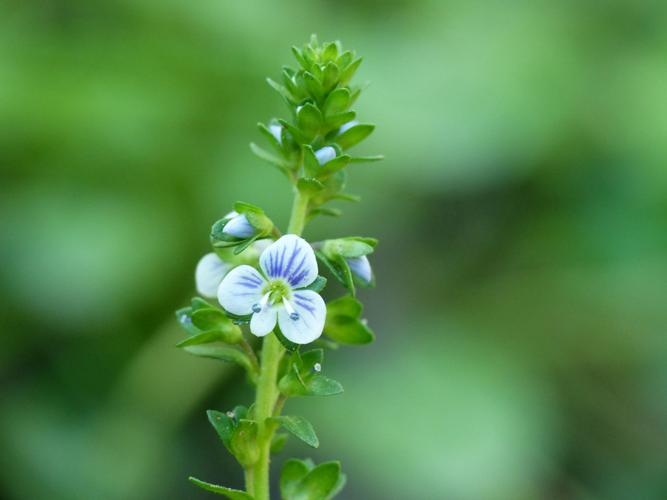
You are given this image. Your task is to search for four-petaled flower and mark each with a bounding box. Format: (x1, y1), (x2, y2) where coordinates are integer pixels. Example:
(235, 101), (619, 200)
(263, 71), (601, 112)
(217, 234), (326, 344)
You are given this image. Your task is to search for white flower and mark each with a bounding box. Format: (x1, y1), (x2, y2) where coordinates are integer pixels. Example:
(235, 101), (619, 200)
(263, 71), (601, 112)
(217, 234), (326, 344)
(314, 146), (336, 165)
(346, 255), (373, 285)
(223, 211), (256, 239)
(195, 253), (231, 298)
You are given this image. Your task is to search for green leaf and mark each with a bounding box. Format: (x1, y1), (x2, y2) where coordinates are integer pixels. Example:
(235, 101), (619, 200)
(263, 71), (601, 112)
(280, 459), (313, 499)
(190, 308), (243, 343)
(302, 145), (320, 177)
(349, 154), (384, 163)
(175, 307), (199, 335)
(269, 415), (319, 448)
(296, 103), (322, 141)
(207, 410), (234, 448)
(257, 122), (284, 154)
(288, 462), (343, 500)
(249, 142), (291, 172)
(303, 72), (323, 102)
(301, 275), (327, 292)
(188, 477), (254, 500)
(182, 344), (253, 373)
(271, 432), (289, 454)
(291, 46), (308, 69)
(230, 419), (259, 466)
(278, 119), (308, 145)
(274, 327), (299, 352)
(321, 62), (339, 93)
(322, 42), (339, 62)
(323, 88), (350, 117)
(267, 77), (297, 104)
(308, 207), (342, 220)
(335, 124), (374, 150)
(306, 375), (344, 396)
(340, 57), (362, 85)
(318, 155), (351, 177)
(176, 330), (222, 347)
(324, 110), (355, 130)
(324, 295), (375, 345)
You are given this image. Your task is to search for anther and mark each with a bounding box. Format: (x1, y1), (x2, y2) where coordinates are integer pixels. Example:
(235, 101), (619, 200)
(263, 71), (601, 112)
(252, 303), (262, 313)
(313, 362), (322, 372)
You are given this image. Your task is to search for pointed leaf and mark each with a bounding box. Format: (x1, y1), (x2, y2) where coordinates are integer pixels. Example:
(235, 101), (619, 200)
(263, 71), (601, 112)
(188, 477), (254, 500)
(249, 143), (291, 172)
(323, 88), (350, 117)
(290, 462), (343, 500)
(182, 344), (253, 373)
(269, 415), (319, 448)
(340, 57), (362, 85)
(335, 124), (374, 150)
(280, 459), (313, 499)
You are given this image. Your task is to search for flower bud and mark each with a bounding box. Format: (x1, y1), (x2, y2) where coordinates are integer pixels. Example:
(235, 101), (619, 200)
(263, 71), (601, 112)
(338, 120), (359, 135)
(222, 211), (256, 239)
(269, 123), (282, 144)
(346, 255), (373, 286)
(315, 146), (336, 165)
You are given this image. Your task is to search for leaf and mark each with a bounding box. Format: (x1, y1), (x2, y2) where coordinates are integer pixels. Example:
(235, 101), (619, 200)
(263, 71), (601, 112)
(324, 295), (375, 345)
(191, 308), (242, 343)
(297, 177), (324, 196)
(273, 327), (299, 352)
(271, 432), (289, 454)
(280, 459), (313, 499)
(291, 46), (308, 69)
(335, 124), (374, 150)
(207, 410), (234, 448)
(296, 103), (322, 140)
(325, 111), (356, 130)
(323, 88), (350, 117)
(302, 145), (320, 177)
(349, 155), (384, 163)
(305, 375), (344, 396)
(175, 306), (199, 335)
(289, 462), (343, 500)
(269, 415), (319, 448)
(182, 344), (253, 373)
(188, 477), (254, 500)
(176, 330), (222, 347)
(308, 207), (342, 220)
(318, 155), (351, 177)
(249, 142), (291, 172)
(321, 62), (339, 92)
(339, 56), (362, 85)
(257, 122), (283, 154)
(303, 72), (323, 102)
(301, 275), (327, 292)
(266, 77), (297, 104)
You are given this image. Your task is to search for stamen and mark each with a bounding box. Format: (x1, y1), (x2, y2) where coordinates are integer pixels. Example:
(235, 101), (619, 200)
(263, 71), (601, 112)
(252, 293), (271, 314)
(282, 298), (300, 321)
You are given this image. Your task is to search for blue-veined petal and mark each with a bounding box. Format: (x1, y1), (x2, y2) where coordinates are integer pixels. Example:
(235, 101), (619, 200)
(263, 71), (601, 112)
(346, 255), (372, 285)
(278, 290), (326, 344)
(223, 213), (256, 239)
(195, 253), (230, 298)
(259, 234), (318, 288)
(250, 305), (277, 337)
(217, 265), (266, 315)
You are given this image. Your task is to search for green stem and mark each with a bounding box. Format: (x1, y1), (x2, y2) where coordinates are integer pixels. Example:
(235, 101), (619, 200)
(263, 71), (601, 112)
(250, 188), (310, 499)
(252, 333), (284, 499)
(245, 467), (255, 497)
(287, 188), (310, 235)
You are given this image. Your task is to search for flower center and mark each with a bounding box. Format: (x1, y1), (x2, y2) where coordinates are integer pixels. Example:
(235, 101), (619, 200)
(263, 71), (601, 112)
(262, 279), (291, 305)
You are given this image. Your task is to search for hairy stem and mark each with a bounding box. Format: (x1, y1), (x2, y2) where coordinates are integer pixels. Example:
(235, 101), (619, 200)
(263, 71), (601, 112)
(250, 188), (310, 499)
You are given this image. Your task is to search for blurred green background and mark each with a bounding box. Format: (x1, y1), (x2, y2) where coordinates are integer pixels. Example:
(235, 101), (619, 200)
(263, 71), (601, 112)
(2, 0), (667, 499)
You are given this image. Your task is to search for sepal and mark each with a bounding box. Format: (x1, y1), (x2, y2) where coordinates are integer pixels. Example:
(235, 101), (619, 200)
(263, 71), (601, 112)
(207, 407), (259, 467)
(268, 415), (319, 448)
(278, 349), (343, 397)
(188, 477), (253, 499)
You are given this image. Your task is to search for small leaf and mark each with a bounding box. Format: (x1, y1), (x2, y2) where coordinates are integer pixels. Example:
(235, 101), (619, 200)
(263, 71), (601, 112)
(302, 145), (320, 177)
(188, 477), (254, 500)
(308, 207), (342, 220)
(324, 295), (375, 345)
(306, 375), (344, 396)
(297, 178), (324, 197)
(191, 308), (242, 343)
(176, 330), (222, 347)
(274, 327), (299, 352)
(291, 46), (308, 69)
(271, 432), (289, 454)
(269, 415), (319, 448)
(257, 122), (283, 154)
(323, 88), (350, 117)
(301, 275), (327, 292)
(296, 103), (322, 141)
(325, 111), (356, 130)
(250, 142), (291, 172)
(175, 307), (199, 335)
(318, 155), (351, 177)
(340, 56), (362, 85)
(207, 410), (234, 448)
(335, 124), (374, 150)
(183, 344), (253, 373)
(349, 155), (384, 163)
(303, 72), (323, 101)
(280, 459), (313, 499)
(321, 62), (339, 93)
(290, 462), (343, 500)
(266, 77), (297, 104)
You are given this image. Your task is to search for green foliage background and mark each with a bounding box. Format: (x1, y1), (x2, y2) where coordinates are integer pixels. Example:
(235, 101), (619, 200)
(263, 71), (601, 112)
(2, 1), (667, 499)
